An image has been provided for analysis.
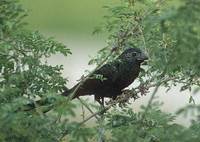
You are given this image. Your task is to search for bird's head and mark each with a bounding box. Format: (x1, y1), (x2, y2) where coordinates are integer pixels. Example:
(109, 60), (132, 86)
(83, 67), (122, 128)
(119, 48), (148, 64)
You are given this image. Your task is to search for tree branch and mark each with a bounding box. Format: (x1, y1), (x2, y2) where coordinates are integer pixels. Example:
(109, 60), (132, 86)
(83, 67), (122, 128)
(78, 76), (177, 125)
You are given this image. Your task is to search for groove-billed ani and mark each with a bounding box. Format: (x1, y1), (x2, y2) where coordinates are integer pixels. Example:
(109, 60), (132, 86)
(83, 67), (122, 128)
(22, 48), (148, 112)
(62, 48), (148, 104)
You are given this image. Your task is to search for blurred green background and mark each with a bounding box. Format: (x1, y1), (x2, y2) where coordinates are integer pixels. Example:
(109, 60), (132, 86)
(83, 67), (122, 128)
(20, 0), (182, 39)
(20, 0), (121, 87)
(20, 0), (119, 36)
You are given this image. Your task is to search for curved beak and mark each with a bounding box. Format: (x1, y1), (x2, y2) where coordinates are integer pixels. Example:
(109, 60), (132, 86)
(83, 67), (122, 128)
(137, 52), (148, 61)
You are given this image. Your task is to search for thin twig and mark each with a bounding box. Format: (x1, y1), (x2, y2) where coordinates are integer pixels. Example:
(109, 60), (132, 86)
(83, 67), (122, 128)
(77, 98), (100, 121)
(79, 107), (109, 126)
(144, 84), (160, 114)
(138, 25), (148, 55)
(98, 112), (105, 142)
(81, 104), (85, 121)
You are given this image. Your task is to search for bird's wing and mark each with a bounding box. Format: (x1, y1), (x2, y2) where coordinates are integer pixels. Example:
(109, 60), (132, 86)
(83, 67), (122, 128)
(94, 63), (119, 82)
(71, 63), (119, 97)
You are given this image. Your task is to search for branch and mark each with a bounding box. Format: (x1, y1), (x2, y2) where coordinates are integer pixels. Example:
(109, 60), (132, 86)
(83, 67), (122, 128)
(79, 107), (109, 126)
(77, 98), (100, 121)
(144, 84), (160, 114)
(78, 76), (177, 125)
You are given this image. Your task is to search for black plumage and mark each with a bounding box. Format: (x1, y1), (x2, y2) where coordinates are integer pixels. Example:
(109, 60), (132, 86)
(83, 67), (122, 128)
(62, 48), (148, 104)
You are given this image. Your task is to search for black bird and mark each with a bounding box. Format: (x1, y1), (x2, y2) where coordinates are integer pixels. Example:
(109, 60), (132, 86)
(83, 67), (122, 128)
(22, 47), (148, 112)
(62, 47), (148, 104)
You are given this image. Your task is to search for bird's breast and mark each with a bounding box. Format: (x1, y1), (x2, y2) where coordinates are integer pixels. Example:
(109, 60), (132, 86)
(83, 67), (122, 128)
(115, 63), (140, 89)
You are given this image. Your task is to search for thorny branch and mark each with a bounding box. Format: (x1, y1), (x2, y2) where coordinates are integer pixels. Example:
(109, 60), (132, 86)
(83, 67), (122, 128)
(78, 76), (177, 125)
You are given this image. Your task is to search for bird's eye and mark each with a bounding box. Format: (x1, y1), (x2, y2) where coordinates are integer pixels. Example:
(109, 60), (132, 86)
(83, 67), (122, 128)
(132, 52), (137, 56)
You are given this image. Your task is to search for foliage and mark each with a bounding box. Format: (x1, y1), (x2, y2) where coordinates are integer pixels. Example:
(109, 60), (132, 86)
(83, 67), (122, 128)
(0, 0), (78, 141)
(105, 103), (200, 142)
(0, 0), (200, 142)
(0, 0), (27, 38)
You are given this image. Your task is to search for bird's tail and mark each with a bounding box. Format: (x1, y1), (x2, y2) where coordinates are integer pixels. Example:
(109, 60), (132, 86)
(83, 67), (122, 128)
(61, 86), (70, 96)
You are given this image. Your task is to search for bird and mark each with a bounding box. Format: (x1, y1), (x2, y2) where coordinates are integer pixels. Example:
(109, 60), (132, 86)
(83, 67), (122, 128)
(62, 47), (148, 105)
(22, 47), (148, 112)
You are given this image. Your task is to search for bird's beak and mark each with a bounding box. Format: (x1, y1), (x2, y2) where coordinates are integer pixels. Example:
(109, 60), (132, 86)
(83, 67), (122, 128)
(137, 52), (148, 62)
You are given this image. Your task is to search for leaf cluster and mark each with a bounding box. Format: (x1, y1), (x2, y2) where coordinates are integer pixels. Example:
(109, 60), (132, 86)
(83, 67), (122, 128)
(0, 1), (80, 142)
(104, 102), (200, 142)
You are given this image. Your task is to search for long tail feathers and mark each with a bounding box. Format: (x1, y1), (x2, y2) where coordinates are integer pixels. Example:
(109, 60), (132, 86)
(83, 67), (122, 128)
(21, 86), (75, 113)
(61, 87), (71, 96)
